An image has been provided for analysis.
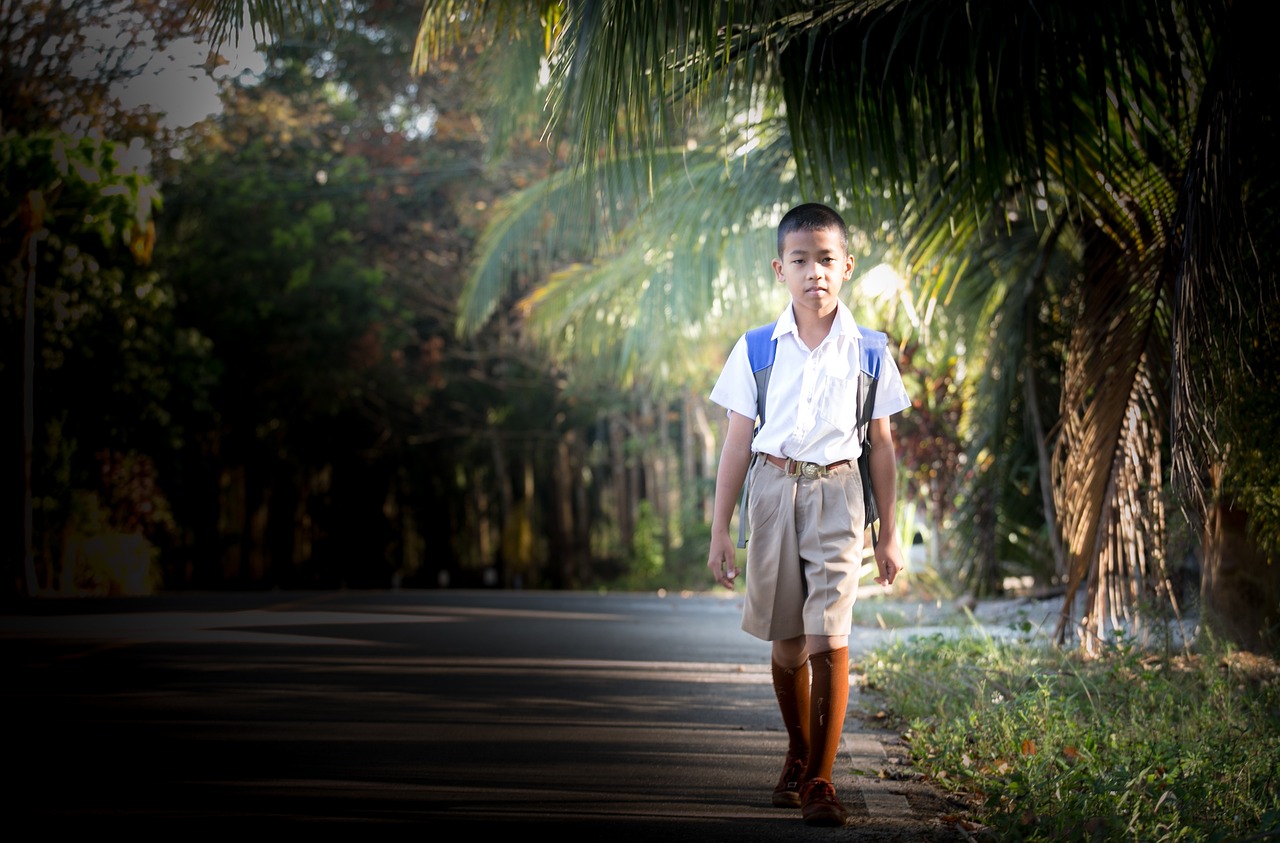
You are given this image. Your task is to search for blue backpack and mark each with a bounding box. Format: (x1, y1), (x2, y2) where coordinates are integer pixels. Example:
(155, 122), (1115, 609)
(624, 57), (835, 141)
(737, 321), (884, 549)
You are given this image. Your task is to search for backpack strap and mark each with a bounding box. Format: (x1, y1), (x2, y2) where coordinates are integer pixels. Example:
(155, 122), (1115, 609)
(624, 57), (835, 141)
(738, 322), (776, 548)
(745, 322), (778, 426)
(855, 326), (886, 441)
(856, 327), (887, 547)
(735, 323), (887, 550)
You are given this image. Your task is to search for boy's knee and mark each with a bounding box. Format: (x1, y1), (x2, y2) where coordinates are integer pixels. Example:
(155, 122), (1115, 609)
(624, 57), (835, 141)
(806, 634), (848, 655)
(772, 636), (807, 668)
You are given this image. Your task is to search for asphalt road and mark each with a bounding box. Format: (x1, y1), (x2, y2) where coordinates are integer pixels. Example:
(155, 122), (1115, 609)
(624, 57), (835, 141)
(2, 589), (972, 840)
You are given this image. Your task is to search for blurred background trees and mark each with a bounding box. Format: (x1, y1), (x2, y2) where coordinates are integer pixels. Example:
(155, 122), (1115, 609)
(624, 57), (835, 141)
(6, 1), (1277, 655)
(5, 0), (626, 595)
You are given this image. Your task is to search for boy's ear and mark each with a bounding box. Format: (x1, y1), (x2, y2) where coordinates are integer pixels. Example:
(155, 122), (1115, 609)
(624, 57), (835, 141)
(771, 258), (785, 281)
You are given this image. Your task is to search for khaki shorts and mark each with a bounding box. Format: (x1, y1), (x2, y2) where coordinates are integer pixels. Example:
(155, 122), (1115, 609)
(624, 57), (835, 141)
(741, 454), (865, 641)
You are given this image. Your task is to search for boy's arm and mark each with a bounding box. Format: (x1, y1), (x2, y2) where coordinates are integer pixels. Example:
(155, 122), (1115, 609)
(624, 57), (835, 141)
(708, 410), (756, 589)
(867, 416), (904, 586)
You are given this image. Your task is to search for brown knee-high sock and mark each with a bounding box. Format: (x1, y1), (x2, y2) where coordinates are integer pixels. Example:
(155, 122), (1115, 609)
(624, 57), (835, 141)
(805, 647), (850, 782)
(771, 659), (810, 759)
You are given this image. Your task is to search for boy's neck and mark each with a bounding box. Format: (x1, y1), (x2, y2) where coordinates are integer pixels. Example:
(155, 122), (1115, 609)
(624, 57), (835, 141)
(792, 303), (838, 349)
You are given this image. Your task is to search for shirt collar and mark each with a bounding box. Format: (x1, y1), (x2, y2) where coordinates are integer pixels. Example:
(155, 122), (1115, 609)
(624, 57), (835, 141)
(772, 300), (861, 343)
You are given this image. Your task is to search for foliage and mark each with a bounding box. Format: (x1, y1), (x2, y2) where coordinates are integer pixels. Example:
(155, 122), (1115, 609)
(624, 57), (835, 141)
(890, 336), (967, 579)
(1, 0), (238, 594)
(148, 2), (686, 592)
(2, 0), (735, 596)
(863, 630), (1280, 841)
(1220, 387), (1280, 563)
(1199, 178), (1280, 562)
(148, 6), (580, 588)
(192, 0), (341, 50)
(0, 129), (174, 593)
(59, 485), (164, 595)
(0, 0), (193, 138)
(384, 0), (1280, 653)
(161, 109), (389, 433)
(62, 0), (1280, 623)
(624, 499), (664, 586)
(454, 113), (804, 396)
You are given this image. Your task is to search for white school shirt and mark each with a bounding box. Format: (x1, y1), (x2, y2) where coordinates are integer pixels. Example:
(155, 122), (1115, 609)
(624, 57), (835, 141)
(709, 301), (911, 465)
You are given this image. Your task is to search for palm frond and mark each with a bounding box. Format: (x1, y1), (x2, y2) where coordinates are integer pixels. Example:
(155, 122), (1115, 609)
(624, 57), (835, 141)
(1051, 221), (1175, 651)
(454, 165), (595, 337)
(1170, 1), (1280, 519)
(775, 0), (1206, 212)
(934, 207), (1077, 593)
(541, 2), (764, 167)
(474, 121), (806, 394)
(190, 0), (345, 47)
(414, 0), (564, 71)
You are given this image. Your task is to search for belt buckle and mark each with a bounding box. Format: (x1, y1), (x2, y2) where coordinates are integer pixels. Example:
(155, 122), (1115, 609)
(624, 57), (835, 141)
(801, 461), (821, 479)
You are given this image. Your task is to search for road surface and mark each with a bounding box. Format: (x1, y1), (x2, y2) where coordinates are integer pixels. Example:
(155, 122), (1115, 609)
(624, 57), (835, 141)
(2, 589), (974, 840)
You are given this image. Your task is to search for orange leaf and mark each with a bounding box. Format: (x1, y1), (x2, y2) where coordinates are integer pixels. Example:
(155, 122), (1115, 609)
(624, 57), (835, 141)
(1021, 738), (1038, 755)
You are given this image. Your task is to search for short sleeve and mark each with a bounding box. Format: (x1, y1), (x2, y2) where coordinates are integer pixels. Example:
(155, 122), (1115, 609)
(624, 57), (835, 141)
(708, 334), (758, 420)
(871, 346), (911, 419)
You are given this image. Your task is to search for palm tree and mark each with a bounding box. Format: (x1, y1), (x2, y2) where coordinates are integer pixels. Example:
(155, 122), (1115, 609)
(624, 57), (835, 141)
(196, 0), (1280, 652)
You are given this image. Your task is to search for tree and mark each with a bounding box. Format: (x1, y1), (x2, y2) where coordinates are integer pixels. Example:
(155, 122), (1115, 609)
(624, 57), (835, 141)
(403, 0), (1279, 652)
(0, 2), (284, 596)
(155, 1), (636, 591)
(193, 1), (1280, 651)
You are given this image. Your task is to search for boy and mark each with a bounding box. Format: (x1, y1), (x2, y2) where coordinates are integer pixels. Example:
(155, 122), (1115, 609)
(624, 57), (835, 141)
(706, 202), (910, 826)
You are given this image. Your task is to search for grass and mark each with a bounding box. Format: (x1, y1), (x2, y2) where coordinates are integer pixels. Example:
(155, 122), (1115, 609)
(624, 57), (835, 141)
(860, 625), (1280, 842)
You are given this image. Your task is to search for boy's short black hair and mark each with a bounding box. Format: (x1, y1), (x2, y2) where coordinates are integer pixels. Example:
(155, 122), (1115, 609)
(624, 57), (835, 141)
(776, 202), (849, 257)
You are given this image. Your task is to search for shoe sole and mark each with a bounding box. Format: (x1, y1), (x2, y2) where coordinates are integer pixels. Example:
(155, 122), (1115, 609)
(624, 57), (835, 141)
(772, 792), (801, 808)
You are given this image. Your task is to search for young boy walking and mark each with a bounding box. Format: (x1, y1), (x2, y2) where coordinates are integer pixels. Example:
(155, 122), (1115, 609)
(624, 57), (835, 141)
(707, 202), (911, 826)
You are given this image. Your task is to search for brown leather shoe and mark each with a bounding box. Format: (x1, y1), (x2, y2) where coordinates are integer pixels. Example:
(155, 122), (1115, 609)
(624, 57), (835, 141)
(771, 755), (807, 808)
(800, 778), (848, 826)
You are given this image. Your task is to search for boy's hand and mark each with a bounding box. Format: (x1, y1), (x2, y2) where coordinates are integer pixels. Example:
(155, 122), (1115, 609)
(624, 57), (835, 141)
(707, 533), (740, 590)
(873, 532), (904, 587)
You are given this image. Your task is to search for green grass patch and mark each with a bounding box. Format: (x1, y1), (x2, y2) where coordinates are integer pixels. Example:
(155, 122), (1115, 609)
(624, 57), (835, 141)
(850, 598), (965, 629)
(861, 629), (1280, 841)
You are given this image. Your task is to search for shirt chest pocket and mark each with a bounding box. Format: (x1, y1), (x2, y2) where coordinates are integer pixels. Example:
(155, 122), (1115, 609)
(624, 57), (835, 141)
(815, 371), (859, 431)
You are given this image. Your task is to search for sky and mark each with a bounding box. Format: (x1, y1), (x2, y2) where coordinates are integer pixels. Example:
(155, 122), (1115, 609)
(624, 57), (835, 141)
(83, 11), (437, 147)
(109, 25), (266, 130)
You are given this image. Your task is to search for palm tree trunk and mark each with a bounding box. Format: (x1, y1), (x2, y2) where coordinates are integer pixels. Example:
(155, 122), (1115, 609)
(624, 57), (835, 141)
(218, 465), (246, 582)
(688, 394), (716, 523)
(489, 430), (512, 580)
(550, 431), (578, 587)
(1202, 461), (1280, 654)
(609, 411), (634, 553)
(1025, 370), (1066, 581)
(680, 390), (696, 515)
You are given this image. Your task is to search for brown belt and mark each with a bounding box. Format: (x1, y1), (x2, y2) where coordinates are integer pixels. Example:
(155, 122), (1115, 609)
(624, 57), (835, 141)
(763, 453), (852, 478)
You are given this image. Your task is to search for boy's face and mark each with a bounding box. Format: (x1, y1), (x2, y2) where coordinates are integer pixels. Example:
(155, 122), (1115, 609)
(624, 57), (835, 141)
(772, 227), (853, 320)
